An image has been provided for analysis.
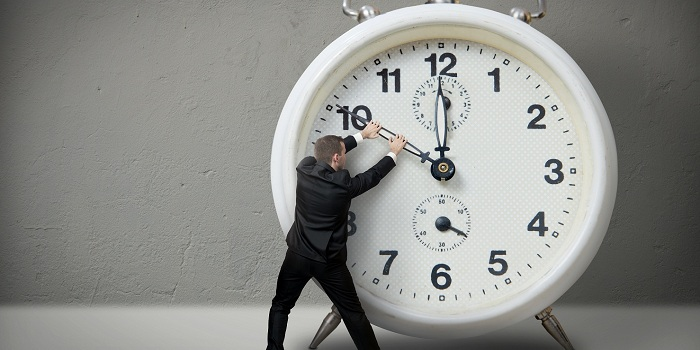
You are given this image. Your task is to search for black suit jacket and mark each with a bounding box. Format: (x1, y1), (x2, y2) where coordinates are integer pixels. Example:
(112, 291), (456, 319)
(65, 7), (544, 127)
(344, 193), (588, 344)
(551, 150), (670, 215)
(286, 136), (396, 263)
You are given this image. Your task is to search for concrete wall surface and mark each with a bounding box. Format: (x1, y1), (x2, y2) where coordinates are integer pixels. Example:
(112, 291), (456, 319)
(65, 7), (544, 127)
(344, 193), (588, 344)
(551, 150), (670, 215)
(0, 0), (698, 306)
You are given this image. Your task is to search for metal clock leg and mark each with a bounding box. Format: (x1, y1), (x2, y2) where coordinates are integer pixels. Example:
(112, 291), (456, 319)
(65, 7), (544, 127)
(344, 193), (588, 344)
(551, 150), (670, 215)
(308, 305), (341, 349)
(535, 306), (574, 350)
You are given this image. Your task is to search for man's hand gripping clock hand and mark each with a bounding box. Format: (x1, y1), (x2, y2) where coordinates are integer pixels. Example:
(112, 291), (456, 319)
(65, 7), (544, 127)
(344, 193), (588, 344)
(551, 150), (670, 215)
(389, 134), (407, 156)
(360, 120), (382, 140)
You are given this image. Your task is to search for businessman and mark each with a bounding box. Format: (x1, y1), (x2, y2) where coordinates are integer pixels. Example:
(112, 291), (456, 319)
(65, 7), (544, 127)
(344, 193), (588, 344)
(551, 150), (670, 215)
(267, 120), (407, 350)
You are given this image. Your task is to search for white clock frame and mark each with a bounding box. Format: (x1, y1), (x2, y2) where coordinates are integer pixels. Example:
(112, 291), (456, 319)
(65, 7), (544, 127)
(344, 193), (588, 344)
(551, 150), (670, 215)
(270, 4), (616, 338)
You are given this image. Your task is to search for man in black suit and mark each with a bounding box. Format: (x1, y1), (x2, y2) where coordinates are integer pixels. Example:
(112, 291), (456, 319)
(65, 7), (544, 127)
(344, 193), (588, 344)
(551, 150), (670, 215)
(267, 121), (407, 350)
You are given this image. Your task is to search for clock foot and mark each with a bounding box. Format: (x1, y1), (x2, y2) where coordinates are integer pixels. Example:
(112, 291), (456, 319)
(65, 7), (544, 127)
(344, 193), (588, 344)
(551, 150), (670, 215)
(308, 305), (341, 349)
(535, 306), (575, 350)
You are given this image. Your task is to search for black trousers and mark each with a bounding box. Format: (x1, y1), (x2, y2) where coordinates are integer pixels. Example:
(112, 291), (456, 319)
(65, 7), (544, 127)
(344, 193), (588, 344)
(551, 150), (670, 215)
(267, 249), (380, 350)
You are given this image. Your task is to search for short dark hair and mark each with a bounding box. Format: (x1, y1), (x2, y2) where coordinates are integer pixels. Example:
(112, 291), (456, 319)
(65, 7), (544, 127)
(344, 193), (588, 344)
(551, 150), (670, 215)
(314, 135), (344, 164)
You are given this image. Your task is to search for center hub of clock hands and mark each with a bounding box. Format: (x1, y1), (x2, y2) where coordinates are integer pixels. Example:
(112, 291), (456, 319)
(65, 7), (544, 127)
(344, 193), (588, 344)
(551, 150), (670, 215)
(335, 104), (456, 181)
(432, 158), (456, 181)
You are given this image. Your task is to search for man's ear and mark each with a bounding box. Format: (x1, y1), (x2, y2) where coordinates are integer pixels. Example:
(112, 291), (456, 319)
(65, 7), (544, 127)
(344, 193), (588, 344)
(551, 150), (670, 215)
(332, 153), (340, 163)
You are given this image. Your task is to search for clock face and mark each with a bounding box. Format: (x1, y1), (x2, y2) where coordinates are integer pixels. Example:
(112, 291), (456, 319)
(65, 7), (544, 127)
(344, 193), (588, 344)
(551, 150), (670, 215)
(272, 4), (616, 338)
(301, 38), (587, 317)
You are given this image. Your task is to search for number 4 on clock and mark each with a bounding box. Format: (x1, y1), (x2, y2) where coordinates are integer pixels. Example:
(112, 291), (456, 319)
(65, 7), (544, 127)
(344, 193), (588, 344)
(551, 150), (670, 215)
(528, 211), (549, 237)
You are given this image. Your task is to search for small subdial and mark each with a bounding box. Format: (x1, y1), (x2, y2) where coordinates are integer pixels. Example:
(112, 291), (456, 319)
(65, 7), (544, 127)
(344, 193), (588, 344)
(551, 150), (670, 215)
(412, 194), (471, 252)
(412, 76), (471, 132)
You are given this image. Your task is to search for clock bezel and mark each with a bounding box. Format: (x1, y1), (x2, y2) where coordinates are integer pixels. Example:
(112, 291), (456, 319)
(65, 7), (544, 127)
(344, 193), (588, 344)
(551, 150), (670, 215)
(271, 4), (617, 338)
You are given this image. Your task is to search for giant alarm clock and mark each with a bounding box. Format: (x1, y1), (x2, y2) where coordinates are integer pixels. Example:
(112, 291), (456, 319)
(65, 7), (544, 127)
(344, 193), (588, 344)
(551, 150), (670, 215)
(270, 1), (617, 341)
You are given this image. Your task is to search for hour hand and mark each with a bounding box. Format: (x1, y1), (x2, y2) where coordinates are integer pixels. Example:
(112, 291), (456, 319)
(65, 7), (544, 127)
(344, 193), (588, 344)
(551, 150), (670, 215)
(335, 104), (435, 164)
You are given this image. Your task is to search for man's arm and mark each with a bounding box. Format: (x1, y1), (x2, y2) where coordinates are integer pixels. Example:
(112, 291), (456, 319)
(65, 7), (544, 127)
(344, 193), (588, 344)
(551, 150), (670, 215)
(346, 134), (407, 198)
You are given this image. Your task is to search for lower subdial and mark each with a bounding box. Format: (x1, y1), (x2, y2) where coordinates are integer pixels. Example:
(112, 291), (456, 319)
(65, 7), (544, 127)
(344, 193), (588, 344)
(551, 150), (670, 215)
(412, 194), (471, 252)
(412, 75), (470, 132)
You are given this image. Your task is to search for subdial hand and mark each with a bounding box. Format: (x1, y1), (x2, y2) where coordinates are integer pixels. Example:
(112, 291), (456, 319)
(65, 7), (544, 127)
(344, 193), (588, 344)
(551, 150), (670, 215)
(435, 216), (468, 238)
(336, 104), (436, 164)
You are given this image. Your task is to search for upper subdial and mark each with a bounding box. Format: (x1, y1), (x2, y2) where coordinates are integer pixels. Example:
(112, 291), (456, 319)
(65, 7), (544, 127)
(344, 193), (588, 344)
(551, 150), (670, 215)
(412, 76), (471, 132)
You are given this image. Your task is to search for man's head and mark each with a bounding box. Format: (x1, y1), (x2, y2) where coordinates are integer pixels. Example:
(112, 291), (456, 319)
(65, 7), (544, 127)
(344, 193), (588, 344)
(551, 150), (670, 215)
(314, 135), (346, 170)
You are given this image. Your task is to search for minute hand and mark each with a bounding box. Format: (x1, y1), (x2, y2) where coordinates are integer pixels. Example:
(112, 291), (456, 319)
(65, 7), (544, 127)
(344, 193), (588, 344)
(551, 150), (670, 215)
(336, 104), (435, 164)
(435, 76), (450, 157)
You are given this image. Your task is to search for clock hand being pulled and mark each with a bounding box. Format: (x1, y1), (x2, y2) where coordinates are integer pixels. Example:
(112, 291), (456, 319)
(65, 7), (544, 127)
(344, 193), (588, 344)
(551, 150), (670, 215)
(435, 216), (468, 238)
(336, 104), (435, 164)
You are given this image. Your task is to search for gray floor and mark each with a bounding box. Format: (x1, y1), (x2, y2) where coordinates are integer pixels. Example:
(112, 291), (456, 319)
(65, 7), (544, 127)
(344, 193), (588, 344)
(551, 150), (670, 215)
(1, 305), (698, 349)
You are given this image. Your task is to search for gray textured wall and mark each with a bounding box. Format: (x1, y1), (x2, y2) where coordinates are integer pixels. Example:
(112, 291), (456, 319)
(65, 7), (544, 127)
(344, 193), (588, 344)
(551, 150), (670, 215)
(0, 0), (697, 306)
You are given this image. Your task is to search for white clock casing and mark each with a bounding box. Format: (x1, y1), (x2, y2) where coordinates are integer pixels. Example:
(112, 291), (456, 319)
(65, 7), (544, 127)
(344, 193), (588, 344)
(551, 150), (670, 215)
(271, 4), (617, 338)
